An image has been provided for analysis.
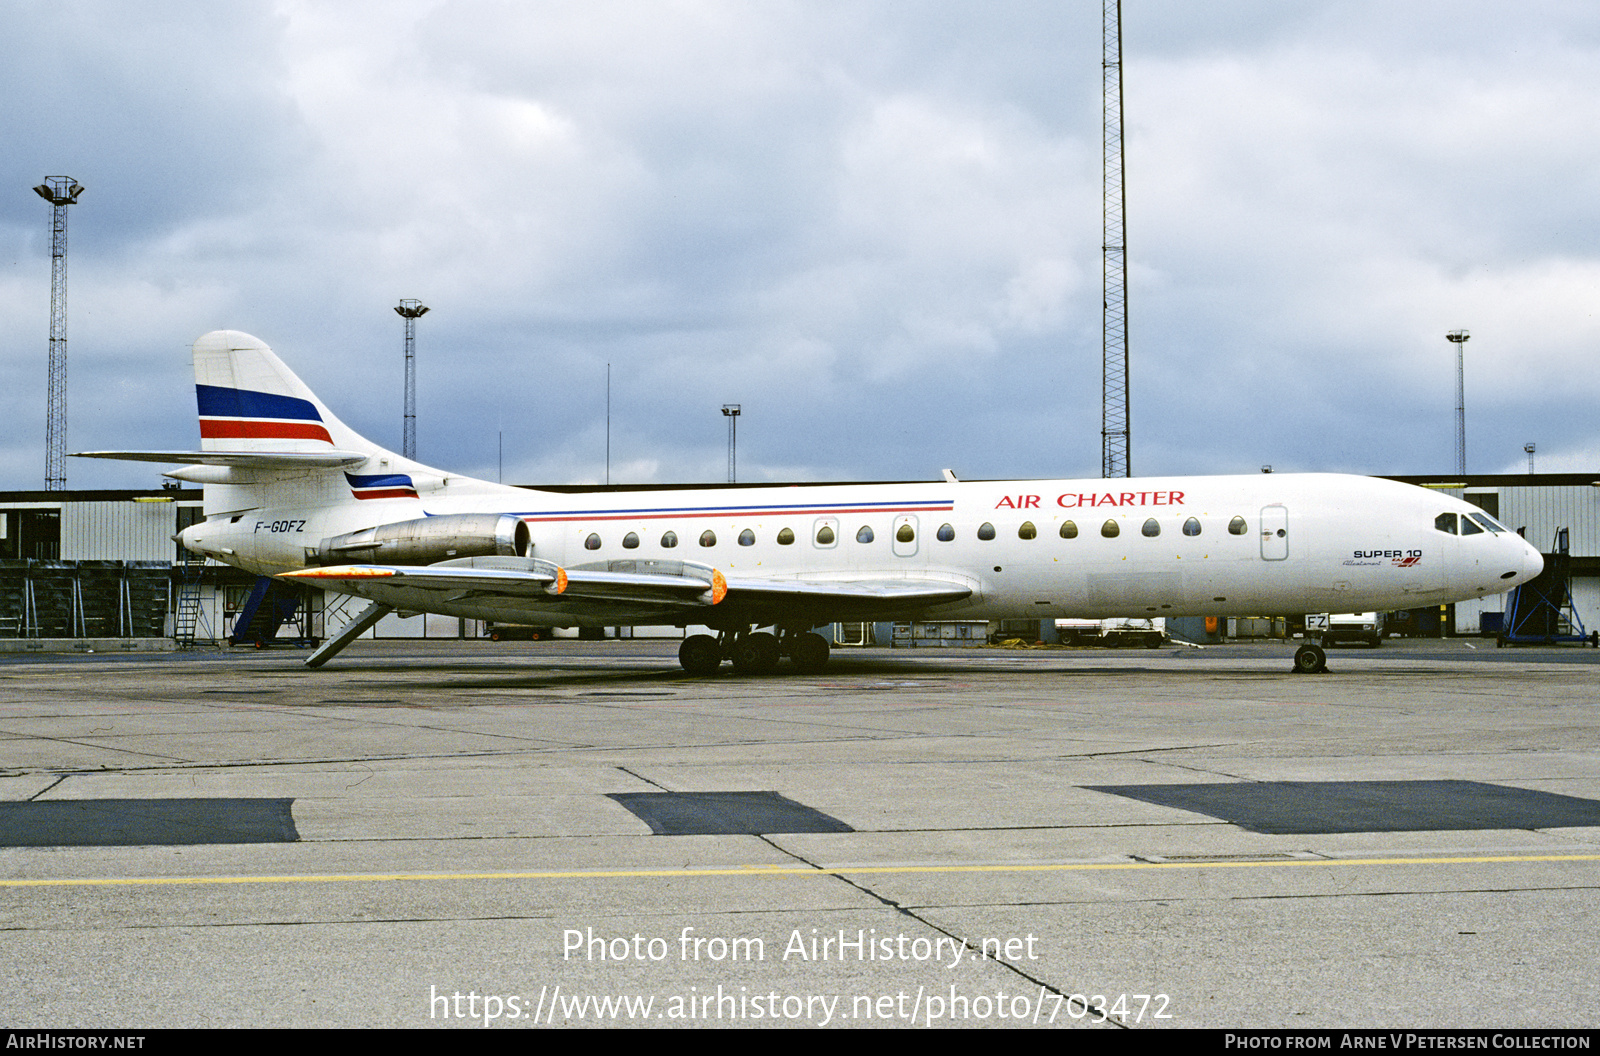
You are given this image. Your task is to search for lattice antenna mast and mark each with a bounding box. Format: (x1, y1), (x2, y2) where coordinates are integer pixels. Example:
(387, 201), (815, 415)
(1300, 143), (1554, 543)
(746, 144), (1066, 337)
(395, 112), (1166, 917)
(1101, 1), (1130, 478)
(395, 299), (429, 459)
(33, 177), (84, 490)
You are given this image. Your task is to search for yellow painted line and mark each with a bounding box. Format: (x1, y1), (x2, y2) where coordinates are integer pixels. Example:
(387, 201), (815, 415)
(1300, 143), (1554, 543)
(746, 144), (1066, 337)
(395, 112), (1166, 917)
(3, 853), (1598, 889)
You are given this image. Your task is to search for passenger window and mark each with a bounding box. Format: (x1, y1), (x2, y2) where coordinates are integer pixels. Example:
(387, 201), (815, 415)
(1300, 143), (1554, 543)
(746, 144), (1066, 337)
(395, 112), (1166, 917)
(1101, 519), (1119, 538)
(977, 522), (996, 540)
(777, 527), (795, 545)
(1141, 518), (1160, 537)
(661, 530), (678, 548)
(856, 525), (874, 543)
(584, 533), (601, 550)
(1228, 516), (1247, 535)
(1018, 521), (1037, 540)
(1059, 520), (1077, 539)
(937, 523), (955, 542)
(896, 523), (914, 543)
(1182, 517), (1201, 537)
(622, 532), (640, 549)
(699, 530), (717, 547)
(816, 524), (835, 545)
(1435, 513), (1458, 534)
(738, 529), (755, 546)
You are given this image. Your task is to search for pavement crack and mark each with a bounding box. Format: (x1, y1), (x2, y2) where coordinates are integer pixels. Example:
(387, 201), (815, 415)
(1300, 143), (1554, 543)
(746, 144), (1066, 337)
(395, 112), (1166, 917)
(752, 835), (1123, 1028)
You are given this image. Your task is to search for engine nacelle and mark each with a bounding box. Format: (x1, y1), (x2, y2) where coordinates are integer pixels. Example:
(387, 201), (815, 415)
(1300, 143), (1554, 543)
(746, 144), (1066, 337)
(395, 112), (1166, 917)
(315, 513), (530, 566)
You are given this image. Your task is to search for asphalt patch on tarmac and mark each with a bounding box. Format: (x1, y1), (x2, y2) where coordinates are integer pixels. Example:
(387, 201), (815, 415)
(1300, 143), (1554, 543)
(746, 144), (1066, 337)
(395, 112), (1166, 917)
(1084, 780), (1600, 835)
(0, 798), (299, 846)
(608, 791), (854, 836)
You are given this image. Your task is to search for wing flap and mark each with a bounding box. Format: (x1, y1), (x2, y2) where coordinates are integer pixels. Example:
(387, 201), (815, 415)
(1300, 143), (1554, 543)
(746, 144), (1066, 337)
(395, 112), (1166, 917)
(721, 576), (972, 620)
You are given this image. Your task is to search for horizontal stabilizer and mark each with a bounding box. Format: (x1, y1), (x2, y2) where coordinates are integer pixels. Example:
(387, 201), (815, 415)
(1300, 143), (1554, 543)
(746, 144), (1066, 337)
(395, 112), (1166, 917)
(73, 449), (369, 468)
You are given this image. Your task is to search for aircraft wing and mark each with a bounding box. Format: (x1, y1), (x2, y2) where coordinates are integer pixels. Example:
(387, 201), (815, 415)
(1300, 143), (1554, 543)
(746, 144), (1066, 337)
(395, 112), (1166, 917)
(74, 449), (369, 468)
(718, 575), (972, 624)
(279, 557), (971, 626)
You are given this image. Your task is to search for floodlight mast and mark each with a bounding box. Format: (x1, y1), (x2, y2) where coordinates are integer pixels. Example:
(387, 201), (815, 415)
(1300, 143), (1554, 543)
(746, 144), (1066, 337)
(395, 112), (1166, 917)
(395, 299), (429, 460)
(33, 177), (84, 491)
(1446, 329), (1469, 476)
(721, 404), (741, 483)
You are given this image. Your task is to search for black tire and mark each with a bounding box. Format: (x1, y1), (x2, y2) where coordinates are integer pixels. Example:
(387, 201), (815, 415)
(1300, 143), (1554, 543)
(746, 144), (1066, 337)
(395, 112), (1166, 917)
(731, 632), (781, 675)
(791, 632), (831, 673)
(679, 634), (722, 675)
(1293, 643), (1326, 674)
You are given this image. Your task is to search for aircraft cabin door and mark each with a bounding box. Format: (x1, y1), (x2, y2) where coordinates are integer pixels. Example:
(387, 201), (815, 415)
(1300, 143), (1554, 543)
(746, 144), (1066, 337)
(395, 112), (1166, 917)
(1260, 504), (1289, 561)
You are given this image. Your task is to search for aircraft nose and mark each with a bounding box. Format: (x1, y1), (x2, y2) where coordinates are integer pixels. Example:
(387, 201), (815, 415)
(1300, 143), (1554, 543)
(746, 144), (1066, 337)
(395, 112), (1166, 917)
(1521, 541), (1544, 582)
(1502, 537), (1543, 588)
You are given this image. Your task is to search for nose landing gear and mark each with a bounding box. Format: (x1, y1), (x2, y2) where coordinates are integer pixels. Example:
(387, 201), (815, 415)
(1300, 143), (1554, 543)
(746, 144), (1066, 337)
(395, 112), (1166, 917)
(1292, 642), (1328, 674)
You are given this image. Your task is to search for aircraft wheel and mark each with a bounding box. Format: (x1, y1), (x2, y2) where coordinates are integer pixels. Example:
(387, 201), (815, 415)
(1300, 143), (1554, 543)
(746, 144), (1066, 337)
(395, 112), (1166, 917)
(679, 634), (723, 675)
(731, 632), (781, 675)
(1292, 643), (1326, 674)
(791, 632), (830, 673)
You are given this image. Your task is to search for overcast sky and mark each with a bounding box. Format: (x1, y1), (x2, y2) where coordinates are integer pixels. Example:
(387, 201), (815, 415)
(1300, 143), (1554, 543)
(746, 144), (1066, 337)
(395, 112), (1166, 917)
(3, 1), (1597, 491)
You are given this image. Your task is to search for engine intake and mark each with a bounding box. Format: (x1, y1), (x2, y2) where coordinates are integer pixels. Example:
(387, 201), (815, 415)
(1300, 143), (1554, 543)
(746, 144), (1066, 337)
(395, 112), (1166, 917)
(316, 513), (530, 566)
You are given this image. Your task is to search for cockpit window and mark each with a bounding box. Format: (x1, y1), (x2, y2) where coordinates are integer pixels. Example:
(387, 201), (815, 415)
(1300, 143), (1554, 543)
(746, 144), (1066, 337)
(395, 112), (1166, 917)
(1460, 517), (1484, 536)
(1469, 512), (1506, 534)
(1435, 513), (1458, 535)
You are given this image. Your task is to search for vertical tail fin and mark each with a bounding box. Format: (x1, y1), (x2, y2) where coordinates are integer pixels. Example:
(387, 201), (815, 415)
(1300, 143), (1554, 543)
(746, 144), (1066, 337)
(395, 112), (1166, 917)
(193, 330), (389, 458)
(77, 330), (516, 516)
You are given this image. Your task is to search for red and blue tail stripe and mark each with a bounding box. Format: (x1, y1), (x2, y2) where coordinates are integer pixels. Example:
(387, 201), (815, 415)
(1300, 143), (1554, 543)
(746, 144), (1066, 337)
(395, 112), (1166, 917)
(345, 472), (420, 500)
(196, 384), (333, 444)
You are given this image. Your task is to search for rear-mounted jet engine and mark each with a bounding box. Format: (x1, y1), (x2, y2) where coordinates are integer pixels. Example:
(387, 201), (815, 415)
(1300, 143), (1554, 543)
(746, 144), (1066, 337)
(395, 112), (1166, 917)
(314, 513), (530, 566)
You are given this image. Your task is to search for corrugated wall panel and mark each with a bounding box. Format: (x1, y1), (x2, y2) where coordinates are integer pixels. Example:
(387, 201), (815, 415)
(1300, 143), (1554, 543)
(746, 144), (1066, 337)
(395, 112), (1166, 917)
(61, 502), (179, 561)
(1499, 486), (1600, 555)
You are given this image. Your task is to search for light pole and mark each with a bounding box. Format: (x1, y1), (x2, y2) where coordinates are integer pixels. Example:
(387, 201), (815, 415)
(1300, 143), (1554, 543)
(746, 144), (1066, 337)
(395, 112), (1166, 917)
(395, 299), (429, 459)
(1525, 442), (1536, 475)
(34, 177), (84, 490)
(1446, 329), (1469, 476)
(721, 404), (740, 483)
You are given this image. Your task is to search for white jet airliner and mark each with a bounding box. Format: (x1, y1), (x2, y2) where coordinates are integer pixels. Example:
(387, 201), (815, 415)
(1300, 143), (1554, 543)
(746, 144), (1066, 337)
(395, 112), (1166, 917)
(78, 331), (1543, 674)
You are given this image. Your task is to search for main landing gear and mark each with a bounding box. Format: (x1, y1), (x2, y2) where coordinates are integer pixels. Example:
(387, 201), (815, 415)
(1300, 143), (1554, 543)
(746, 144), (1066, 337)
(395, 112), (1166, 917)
(678, 627), (831, 676)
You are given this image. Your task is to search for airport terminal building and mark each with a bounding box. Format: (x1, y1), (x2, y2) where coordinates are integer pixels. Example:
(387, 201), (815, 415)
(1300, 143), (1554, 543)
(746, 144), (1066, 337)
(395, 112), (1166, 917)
(2, 473), (1595, 649)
